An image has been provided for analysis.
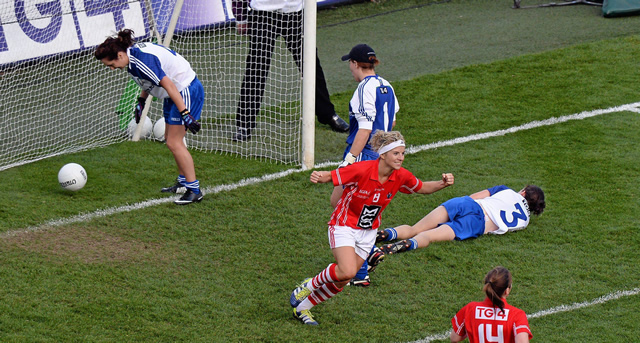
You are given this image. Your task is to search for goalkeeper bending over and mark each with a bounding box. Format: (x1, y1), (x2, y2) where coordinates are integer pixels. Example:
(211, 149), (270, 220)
(367, 185), (546, 275)
(95, 29), (204, 205)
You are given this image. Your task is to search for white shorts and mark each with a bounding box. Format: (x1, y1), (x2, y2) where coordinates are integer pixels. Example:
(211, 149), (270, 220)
(328, 225), (376, 260)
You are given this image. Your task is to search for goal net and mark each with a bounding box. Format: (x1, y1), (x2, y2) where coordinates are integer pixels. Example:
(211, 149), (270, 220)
(0, 0), (305, 172)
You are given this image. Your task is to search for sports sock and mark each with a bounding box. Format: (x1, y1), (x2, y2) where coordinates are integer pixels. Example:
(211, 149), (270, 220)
(407, 238), (418, 251)
(308, 263), (338, 291)
(177, 175), (186, 184)
(384, 228), (397, 241)
(184, 180), (200, 194)
(296, 283), (343, 311)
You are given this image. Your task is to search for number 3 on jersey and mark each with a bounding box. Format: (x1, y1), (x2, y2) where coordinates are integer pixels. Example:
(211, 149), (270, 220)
(499, 203), (528, 228)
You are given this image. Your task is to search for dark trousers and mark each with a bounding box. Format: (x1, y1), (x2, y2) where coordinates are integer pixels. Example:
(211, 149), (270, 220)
(236, 9), (336, 132)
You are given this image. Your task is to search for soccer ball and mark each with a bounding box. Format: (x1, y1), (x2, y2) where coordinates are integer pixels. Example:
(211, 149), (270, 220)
(127, 117), (153, 138)
(58, 163), (87, 191)
(152, 118), (188, 147)
(153, 117), (165, 141)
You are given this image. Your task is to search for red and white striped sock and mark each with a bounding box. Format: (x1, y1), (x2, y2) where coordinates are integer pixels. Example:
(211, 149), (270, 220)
(307, 263), (338, 291)
(296, 282), (343, 311)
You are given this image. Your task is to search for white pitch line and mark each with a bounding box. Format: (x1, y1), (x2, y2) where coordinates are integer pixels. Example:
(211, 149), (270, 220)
(410, 288), (640, 343)
(406, 102), (640, 154)
(1, 168), (303, 238)
(3, 102), (639, 239)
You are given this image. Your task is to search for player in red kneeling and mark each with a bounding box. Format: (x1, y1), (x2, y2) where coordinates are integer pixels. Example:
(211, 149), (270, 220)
(451, 266), (532, 343)
(289, 130), (454, 325)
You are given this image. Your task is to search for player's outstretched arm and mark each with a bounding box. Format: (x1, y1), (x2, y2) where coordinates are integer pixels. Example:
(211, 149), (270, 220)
(310, 171), (333, 184)
(417, 173), (454, 194)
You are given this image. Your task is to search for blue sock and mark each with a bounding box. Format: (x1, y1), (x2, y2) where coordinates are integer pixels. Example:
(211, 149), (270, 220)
(407, 238), (418, 251)
(384, 228), (397, 241)
(355, 245), (377, 279)
(184, 180), (200, 194)
(177, 175), (186, 185)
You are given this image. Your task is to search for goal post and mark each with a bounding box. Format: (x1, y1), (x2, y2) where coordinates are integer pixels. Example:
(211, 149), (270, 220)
(0, 0), (318, 171)
(302, 0), (317, 170)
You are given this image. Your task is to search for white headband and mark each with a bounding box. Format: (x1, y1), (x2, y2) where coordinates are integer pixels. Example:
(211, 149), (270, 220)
(377, 140), (405, 155)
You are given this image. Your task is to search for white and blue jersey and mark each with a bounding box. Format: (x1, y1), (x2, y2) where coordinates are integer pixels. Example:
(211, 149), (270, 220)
(344, 75), (399, 161)
(127, 43), (196, 99)
(475, 185), (530, 235)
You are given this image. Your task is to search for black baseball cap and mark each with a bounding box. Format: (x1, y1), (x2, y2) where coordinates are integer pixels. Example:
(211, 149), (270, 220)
(341, 44), (376, 63)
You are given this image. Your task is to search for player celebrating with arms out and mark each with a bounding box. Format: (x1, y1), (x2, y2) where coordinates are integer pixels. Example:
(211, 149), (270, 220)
(95, 29), (204, 205)
(367, 184), (545, 270)
(451, 266), (532, 343)
(289, 131), (454, 325)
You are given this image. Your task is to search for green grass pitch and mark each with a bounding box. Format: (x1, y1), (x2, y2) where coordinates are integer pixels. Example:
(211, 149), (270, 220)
(1, 1), (639, 342)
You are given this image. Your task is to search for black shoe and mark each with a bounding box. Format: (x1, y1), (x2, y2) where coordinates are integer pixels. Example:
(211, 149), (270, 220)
(161, 179), (186, 194)
(347, 275), (370, 287)
(380, 240), (411, 255)
(232, 128), (251, 142)
(328, 114), (349, 133)
(375, 230), (389, 243)
(174, 189), (204, 205)
(367, 247), (385, 273)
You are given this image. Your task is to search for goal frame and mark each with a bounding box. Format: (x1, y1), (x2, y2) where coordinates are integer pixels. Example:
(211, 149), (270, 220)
(136, 0), (318, 169)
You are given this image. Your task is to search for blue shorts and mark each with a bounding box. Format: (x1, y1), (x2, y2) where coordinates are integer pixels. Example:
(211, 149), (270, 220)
(163, 76), (204, 125)
(440, 196), (486, 241)
(343, 145), (379, 161)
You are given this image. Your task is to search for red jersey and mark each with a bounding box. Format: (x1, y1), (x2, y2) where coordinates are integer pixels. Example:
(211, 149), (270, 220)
(451, 298), (532, 343)
(329, 160), (423, 230)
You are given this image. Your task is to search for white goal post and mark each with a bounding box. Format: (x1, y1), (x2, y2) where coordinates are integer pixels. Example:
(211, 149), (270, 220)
(302, 0), (317, 170)
(0, 0), (318, 171)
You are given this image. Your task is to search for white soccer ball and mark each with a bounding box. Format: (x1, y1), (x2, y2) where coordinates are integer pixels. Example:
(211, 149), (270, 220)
(127, 117), (153, 138)
(153, 117), (166, 141)
(58, 163), (87, 191)
(152, 118), (188, 147)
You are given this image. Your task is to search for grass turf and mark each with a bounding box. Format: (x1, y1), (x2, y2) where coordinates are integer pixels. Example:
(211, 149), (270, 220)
(1, 0), (639, 341)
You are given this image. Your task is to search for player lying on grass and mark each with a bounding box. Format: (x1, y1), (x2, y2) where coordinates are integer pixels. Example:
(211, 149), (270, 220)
(367, 185), (546, 274)
(289, 130), (454, 325)
(95, 29), (204, 205)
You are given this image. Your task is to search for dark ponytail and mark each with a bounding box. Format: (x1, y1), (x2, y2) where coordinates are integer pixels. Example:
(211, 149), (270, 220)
(483, 266), (512, 315)
(94, 29), (135, 61)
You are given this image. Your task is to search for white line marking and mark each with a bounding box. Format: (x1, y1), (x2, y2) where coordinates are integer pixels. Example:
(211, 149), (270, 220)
(1, 168), (302, 238)
(410, 288), (640, 343)
(406, 102), (640, 154)
(3, 102), (639, 239)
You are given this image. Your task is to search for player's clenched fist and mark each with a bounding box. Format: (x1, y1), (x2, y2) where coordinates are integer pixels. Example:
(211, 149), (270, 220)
(310, 171), (323, 184)
(310, 171), (332, 184)
(441, 173), (454, 187)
